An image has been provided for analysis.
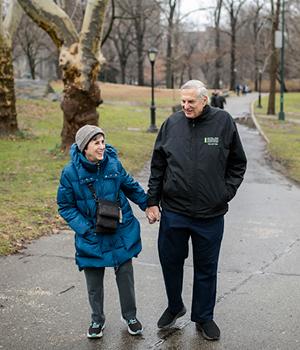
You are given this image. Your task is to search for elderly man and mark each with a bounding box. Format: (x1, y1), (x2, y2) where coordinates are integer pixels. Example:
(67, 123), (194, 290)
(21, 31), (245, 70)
(146, 80), (247, 341)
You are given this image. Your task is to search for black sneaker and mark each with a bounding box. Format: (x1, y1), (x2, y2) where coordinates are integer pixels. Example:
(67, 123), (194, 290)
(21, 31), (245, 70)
(157, 306), (187, 329)
(122, 317), (143, 335)
(196, 320), (220, 341)
(87, 321), (105, 338)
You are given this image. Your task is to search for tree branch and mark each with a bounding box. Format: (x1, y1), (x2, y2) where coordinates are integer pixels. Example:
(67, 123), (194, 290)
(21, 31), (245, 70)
(17, 0), (79, 48)
(179, 6), (215, 21)
(0, 0), (4, 39)
(3, 0), (23, 42)
(80, 0), (109, 55)
(101, 0), (115, 47)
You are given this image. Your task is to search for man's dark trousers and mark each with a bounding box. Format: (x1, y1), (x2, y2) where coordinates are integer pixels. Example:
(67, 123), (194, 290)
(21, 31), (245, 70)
(158, 209), (224, 322)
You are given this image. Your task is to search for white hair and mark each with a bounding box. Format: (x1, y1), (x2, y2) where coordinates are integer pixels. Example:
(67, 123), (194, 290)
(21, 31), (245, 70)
(181, 80), (208, 99)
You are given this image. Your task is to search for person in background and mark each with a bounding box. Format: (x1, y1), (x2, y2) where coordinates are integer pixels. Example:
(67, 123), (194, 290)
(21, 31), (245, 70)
(210, 90), (218, 107)
(216, 90), (226, 109)
(57, 125), (148, 339)
(146, 80), (247, 341)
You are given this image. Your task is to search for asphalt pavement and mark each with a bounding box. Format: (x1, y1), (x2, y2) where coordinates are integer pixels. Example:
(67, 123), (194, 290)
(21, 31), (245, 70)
(1, 93), (300, 350)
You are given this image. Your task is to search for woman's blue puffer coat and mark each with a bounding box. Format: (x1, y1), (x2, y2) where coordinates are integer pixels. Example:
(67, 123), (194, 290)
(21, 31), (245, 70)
(57, 143), (148, 270)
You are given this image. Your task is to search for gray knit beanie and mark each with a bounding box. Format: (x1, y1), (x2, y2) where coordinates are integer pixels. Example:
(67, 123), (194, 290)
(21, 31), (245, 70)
(75, 125), (105, 152)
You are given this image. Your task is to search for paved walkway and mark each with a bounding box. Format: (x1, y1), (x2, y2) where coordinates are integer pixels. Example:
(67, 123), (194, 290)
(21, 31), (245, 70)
(1, 93), (300, 349)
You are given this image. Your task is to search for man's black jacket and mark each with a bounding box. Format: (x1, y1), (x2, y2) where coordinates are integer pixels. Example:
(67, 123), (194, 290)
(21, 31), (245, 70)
(147, 105), (247, 218)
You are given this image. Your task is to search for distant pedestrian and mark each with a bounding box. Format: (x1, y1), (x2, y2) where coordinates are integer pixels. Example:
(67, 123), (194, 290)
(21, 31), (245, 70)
(235, 84), (241, 96)
(216, 90), (226, 109)
(210, 90), (218, 107)
(146, 80), (247, 341)
(242, 84), (249, 95)
(57, 125), (149, 338)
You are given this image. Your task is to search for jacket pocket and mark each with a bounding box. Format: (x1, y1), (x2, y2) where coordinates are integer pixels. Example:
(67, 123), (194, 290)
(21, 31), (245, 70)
(163, 172), (178, 198)
(75, 231), (102, 258)
(119, 217), (141, 250)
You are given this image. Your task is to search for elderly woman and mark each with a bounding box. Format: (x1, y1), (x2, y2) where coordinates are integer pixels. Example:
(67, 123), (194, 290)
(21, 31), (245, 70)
(57, 125), (148, 338)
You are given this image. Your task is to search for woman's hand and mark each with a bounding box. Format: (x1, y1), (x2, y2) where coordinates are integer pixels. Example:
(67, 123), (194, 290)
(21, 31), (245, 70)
(145, 206), (160, 224)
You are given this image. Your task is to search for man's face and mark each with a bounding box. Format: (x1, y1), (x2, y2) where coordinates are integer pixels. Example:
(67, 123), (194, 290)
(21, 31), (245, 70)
(85, 134), (105, 163)
(181, 89), (207, 119)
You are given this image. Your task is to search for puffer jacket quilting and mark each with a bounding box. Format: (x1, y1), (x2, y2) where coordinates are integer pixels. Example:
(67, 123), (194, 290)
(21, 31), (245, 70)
(57, 143), (148, 270)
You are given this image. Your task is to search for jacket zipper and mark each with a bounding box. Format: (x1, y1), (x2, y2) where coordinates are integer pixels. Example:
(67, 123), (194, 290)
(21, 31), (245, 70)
(191, 120), (197, 213)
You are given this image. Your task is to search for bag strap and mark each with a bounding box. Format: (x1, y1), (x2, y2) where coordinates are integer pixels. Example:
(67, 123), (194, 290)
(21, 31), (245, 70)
(87, 181), (120, 204)
(87, 182), (98, 202)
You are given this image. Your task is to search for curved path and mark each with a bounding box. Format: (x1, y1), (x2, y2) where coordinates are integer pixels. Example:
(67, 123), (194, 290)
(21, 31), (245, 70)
(1, 93), (299, 350)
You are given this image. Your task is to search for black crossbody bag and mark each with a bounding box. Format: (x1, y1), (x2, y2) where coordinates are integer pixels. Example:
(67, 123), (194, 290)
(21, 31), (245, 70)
(87, 183), (121, 234)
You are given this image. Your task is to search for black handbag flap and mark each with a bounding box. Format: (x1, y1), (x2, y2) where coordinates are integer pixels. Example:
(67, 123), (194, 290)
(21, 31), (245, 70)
(98, 199), (119, 219)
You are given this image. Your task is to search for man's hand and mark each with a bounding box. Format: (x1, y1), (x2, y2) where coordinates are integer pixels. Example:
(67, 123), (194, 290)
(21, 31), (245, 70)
(145, 206), (161, 224)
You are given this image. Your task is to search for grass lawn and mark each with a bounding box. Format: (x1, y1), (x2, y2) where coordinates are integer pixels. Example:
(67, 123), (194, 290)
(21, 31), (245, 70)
(254, 92), (300, 183)
(0, 82), (176, 255)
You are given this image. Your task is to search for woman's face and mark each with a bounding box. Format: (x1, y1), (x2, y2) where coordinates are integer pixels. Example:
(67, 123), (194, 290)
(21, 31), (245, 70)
(85, 134), (105, 163)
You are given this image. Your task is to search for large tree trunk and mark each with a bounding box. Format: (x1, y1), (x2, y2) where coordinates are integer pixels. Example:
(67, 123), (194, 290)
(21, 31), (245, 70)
(18, 0), (108, 151)
(0, 41), (18, 135)
(58, 41), (103, 151)
(60, 83), (101, 150)
(0, 0), (22, 135)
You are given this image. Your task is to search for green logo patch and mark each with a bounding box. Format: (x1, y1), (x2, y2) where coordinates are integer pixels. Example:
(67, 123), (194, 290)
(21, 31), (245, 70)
(204, 137), (219, 146)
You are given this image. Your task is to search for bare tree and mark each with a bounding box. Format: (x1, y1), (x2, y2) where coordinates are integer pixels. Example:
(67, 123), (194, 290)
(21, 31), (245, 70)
(234, 1), (267, 91)
(267, 0), (280, 115)
(213, 0), (223, 89)
(0, 0), (22, 135)
(118, 0), (161, 86)
(14, 16), (54, 79)
(110, 19), (134, 84)
(223, 0), (247, 90)
(104, 0), (135, 84)
(18, 0), (109, 151)
(164, 0), (177, 88)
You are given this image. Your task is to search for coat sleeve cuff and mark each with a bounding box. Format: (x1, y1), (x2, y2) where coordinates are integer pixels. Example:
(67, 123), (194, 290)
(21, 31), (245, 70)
(147, 198), (159, 207)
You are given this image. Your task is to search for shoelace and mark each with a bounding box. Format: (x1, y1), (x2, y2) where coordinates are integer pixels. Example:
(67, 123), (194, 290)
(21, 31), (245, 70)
(91, 322), (101, 328)
(127, 319), (138, 325)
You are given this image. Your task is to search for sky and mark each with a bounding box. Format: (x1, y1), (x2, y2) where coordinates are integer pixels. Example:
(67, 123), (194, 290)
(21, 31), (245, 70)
(179, 0), (216, 29)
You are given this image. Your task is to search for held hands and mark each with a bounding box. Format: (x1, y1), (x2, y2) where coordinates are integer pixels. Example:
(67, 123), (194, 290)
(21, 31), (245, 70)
(145, 206), (160, 224)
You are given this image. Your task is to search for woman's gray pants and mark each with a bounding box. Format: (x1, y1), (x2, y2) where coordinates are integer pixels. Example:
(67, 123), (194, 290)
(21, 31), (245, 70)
(84, 259), (137, 324)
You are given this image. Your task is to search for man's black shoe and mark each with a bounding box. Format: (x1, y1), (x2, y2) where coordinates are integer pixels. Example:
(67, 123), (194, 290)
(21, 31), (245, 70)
(157, 306), (186, 329)
(196, 320), (220, 341)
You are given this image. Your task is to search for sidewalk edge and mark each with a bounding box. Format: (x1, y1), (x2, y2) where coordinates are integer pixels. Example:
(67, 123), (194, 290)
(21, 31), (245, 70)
(250, 100), (270, 144)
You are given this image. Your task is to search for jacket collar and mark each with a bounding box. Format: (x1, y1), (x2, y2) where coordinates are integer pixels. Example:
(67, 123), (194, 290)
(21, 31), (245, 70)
(70, 143), (108, 175)
(185, 104), (211, 123)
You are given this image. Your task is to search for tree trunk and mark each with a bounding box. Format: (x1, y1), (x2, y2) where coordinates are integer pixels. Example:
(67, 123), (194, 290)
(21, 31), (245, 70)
(0, 0), (22, 136)
(165, 1), (176, 89)
(0, 42), (18, 135)
(59, 42), (103, 151)
(135, 1), (144, 86)
(60, 82), (101, 151)
(213, 0), (223, 89)
(230, 28), (236, 91)
(18, 0), (109, 150)
(120, 59), (127, 84)
(165, 37), (173, 88)
(214, 28), (222, 89)
(253, 21), (259, 91)
(136, 34), (144, 86)
(267, 0), (280, 115)
(28, 52), (36, 80)
(229, 3), (237, 91)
